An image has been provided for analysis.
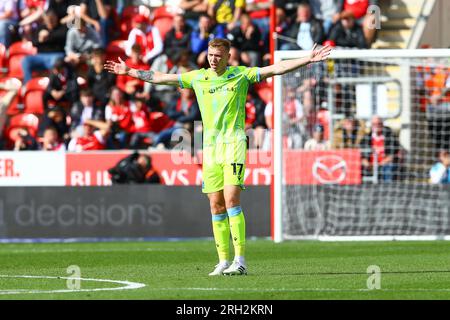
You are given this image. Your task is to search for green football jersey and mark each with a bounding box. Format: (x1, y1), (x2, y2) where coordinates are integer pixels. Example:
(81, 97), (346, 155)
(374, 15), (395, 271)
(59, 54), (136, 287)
(178, 66), (260, 146)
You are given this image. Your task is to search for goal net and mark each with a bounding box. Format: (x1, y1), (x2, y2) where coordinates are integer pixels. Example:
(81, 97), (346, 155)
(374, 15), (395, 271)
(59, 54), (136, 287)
(273, 49), (450, 241)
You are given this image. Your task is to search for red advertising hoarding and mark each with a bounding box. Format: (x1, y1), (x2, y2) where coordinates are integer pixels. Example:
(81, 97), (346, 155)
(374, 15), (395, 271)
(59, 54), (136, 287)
(65, 149), (360, 186)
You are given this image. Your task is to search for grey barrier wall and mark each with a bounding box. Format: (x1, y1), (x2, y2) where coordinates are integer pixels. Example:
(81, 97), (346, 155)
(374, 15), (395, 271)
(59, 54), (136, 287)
(0, 186), (271, 239)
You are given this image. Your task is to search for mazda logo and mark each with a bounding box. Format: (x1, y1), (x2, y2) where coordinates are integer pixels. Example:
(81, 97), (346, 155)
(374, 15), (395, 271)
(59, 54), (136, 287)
(312, 155), (347, 184)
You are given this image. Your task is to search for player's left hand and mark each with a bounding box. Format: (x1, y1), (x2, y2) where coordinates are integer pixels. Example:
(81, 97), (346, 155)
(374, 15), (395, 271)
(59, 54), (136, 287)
(310, 44), (332, 63)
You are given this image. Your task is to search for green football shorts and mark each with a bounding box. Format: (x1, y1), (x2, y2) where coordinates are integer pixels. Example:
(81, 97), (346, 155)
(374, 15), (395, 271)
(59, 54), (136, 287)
(202, 139), (247, 194)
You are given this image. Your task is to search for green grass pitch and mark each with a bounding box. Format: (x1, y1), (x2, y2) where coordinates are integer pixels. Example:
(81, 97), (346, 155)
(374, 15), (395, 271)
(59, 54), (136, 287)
(1, 240), (450, 300)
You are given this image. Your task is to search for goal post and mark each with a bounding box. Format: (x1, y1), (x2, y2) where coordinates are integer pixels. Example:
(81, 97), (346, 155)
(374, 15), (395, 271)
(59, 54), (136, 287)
(273, 49), (450, 242)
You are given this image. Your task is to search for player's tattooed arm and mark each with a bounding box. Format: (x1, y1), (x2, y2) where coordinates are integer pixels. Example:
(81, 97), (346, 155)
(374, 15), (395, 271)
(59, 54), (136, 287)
(136, 70), (155, 82)
(104, 57), (179, 86)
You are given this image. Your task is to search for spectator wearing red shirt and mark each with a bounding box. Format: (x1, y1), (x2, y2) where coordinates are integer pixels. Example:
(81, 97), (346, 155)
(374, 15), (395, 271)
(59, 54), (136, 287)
(125, 14), (163, 65)
(361, 116), (401, 182)
(105, 86), (132, 148)
(116, 44), (150, 97)
(129, 97), (153, 149)
(146, 110), (176, 149)
(67, 119), (109, 151)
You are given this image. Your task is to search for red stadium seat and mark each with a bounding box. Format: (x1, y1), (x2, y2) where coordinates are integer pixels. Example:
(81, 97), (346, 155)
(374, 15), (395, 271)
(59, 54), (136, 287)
(0, 77), (23, 115)
(22, 77), (49, 115)
(120, 6), (139, 40)
(7, 41), (37, 79)
(152, 6), (174, 40)
(152, 5), (174, 20)
(5, 113), (40, 147)
(254, 81), (273, 104)
(120, 5), (152, 39)
(106, 40), (127, 62)
(153, 17), (174, 41)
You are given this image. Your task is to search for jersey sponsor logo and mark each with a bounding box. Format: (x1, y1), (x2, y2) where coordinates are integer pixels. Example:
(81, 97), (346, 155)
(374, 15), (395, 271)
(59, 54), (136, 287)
(203, 85), (237, 94)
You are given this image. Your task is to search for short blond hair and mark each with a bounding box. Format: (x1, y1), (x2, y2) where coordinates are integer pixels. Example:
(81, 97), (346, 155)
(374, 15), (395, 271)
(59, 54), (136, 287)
(208, 38), (231, 52)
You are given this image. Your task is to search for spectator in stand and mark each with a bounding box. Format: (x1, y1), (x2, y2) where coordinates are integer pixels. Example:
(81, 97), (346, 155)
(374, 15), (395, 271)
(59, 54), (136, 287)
(166, 87), (201, 132)
(430, 150), (450, 184)
(43, 57), (79, 110)
(332, 115), (366, 149)
(64, 17), (102, 68)
(361, 116), (401, 182)
(190, 14), (226, 67)
(80, 0), (119, 48)
(169, 50), (198, 75)
(280, 2), (324, 51)
(70, 88), (105, 134)
(48, 0), (78, 22)
(22, 9), (67, 84)
(266, 86), (306, 149)
(309, 0), (341, 35)
(0, 79), (21, 134)
(13, 128), (39, 151)
(207, 0), (244, 31)
(87, 47), (116, 107)
(338, 0), (378, 46)
(425, 65), (450, 152)
(328, 11), (367, 49)
(228, 12), (262, 67)
(105, 86), (132, 148)
(125, 14), (163, 66)
(274, 7), (291, 50)
(129, 96), (152, 149)
(116, 44), (150, 98)
(146, 109), (176, 149)
(0, 0), (19, 48)
(67, 118), (109, 151)
(18, 0), (46, 41)
(38, 106), (70, 142)
(179, 0), (208, 29)
(245, 88), (267, 149)
(39, 126), (66, 151)
(304, 124), (331, 150)
(164, 14), (192, 64)
(20, 0), (75, 29)
(246, 0), (271, 42)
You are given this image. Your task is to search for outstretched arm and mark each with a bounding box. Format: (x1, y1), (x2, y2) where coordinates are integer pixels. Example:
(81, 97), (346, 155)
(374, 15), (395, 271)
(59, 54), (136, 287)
(104, 57), (180, 86)
(259, 44), (332, 80)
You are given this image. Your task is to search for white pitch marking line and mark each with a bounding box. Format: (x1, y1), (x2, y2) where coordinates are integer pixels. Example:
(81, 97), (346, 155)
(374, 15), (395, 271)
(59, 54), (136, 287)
(155, 287), (450, 293)
(0, 275), (146, 295)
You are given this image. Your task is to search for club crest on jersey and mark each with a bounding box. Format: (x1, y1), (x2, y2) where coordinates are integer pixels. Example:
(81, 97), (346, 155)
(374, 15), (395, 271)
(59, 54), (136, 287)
(227, 74), (235, 79)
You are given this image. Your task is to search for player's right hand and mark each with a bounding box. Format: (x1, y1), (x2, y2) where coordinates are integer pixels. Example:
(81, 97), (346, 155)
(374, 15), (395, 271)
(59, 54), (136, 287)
(104, 57), (129, 75)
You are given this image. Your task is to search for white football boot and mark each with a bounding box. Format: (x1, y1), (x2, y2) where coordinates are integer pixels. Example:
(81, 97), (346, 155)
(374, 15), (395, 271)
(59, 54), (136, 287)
(208, 261), (230, 276)
(222, 260), (248, 276)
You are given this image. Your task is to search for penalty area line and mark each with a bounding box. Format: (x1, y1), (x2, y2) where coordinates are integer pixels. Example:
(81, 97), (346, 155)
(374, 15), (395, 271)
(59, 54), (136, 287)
(0, 275), (146, 295)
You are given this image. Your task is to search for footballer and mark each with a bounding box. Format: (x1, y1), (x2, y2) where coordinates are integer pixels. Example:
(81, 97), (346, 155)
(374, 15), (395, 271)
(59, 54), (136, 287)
(105, 38), (331, 276)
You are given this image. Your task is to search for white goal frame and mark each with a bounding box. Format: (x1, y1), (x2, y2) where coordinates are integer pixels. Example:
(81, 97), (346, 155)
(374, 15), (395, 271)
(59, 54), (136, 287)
(273, 49), (450, 243)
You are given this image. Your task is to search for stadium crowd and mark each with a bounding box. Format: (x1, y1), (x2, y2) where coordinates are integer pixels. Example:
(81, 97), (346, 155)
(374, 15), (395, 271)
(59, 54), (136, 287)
(0, 0), (383, 153)
(1, 0), (448, 184)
